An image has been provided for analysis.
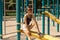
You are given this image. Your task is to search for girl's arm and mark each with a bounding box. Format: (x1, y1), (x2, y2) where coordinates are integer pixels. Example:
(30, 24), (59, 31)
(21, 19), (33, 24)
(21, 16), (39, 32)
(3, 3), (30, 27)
(32, 14), (40, 33)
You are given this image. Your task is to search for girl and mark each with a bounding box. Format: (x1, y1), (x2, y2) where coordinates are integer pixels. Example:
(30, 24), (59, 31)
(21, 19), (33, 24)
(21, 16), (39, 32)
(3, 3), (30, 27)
(21, 6), (39, 40)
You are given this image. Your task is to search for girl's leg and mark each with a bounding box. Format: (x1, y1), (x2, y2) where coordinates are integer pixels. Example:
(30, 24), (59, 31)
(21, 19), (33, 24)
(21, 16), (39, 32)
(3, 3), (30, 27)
(29, 21), (35, 29)
(21, 24), (32, 40)
(23, 29), (31, 40)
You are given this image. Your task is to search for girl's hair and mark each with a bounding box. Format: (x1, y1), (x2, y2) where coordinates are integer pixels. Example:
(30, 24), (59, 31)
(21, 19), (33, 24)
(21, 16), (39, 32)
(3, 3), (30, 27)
(28, 5), (32, 9)
(26, 5), (32, 13)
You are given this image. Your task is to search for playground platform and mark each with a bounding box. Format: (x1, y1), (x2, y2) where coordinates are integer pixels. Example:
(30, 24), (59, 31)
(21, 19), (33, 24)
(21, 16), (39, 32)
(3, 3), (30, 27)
(2, 17), (60, 40)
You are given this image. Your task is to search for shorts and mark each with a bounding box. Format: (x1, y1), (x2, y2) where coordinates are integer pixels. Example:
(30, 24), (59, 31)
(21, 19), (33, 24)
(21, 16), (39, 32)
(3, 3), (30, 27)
(21, 24), (29, 33)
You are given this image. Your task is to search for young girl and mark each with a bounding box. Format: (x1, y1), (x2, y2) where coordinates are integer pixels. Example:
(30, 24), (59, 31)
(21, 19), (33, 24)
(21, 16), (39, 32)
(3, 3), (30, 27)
(21, 6), (39, 40)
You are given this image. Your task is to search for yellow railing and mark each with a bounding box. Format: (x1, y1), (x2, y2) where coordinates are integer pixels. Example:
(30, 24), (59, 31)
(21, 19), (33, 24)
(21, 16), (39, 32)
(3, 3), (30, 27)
(17, 30), (60, 40)
(44, 11), (60, 24)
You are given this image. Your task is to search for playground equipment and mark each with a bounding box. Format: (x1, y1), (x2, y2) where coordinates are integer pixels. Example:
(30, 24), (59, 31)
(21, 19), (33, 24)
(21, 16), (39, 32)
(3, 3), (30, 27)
(56, 0), (59, 32)
(0, 0), (60, 40)
(43, 11), (60, 24)
(51, 0), (59, 32)
(16, 0), (59, 40)
(16, 0), (60, 40)
(16, 0), (21, 40)
(41, 0), (59, 34)
(19, 30), (60, 40)
(0, 0), (3, 40)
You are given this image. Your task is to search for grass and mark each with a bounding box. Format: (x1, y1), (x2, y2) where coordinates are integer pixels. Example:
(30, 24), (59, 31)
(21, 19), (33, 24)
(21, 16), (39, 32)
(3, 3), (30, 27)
(6, 13), (16, 16)
(5, 12), (41, 17)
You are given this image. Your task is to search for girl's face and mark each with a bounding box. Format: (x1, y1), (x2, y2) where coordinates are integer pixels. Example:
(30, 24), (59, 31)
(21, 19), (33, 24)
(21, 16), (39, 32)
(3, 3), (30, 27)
(27, 8), (32, 15)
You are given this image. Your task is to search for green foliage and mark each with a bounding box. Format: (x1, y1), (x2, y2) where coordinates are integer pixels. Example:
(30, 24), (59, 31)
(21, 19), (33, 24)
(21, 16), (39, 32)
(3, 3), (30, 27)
(6, 13), (16, 16)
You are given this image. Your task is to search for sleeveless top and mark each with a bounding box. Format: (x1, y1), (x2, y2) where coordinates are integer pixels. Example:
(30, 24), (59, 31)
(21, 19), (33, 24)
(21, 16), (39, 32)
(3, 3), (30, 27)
(23, 13), (33, 25)
(24, 15), (32, 25)
(26, 15), (32, 25)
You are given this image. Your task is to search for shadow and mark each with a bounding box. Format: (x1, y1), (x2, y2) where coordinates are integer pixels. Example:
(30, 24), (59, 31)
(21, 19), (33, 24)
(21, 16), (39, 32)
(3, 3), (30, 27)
(55, 35), (60, 37)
